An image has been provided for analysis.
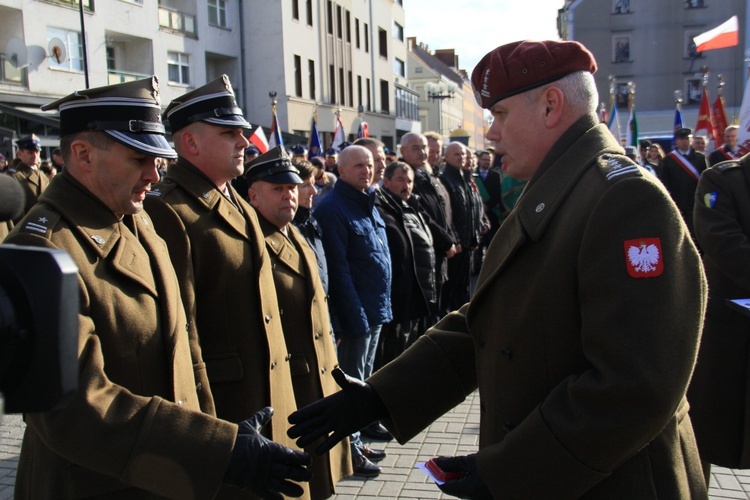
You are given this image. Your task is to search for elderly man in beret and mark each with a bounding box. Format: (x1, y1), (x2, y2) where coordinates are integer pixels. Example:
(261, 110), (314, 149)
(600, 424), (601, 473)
(145, 76), (314, 497)
(288, 40), (707, 498)
(8, 133), (48, 217)
(6, 77), (311, 499)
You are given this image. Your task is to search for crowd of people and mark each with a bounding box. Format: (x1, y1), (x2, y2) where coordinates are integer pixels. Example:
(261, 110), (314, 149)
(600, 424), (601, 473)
(1, 38), (749, 499)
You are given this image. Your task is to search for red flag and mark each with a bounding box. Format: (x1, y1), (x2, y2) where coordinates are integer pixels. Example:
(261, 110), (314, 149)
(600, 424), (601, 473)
(712, 95), (729, 148)
(694, 88), (713, 141)
(248, 126), (269, 154)
(694, 16), (739, 52)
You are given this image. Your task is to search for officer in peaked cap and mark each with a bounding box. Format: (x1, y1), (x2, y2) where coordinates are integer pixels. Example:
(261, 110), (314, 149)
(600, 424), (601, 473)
(324, 148), (339, 176)
(163, 74), (251, 132)
(8, 133), (47, 217)
(246, 144), (354, 497)
(6, 76), (314, 499)
(245, 145), (303, 186)
(290, 144), (308, 163)
(144, 76), (314, 499)
(288, 39), (707, 499)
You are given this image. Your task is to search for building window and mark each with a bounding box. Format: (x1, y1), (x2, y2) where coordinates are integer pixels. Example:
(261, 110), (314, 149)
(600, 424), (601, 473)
(208, 0), (228, 27)
(612, 0), (630, 13)
(394, 58), (405, 77)
(686, 78), (702, 105)
(106, 46), (116, 71)
(329, 65), (336, 104)
(47, 27), (84, 72)
(380, 79), (389, 113)
(357, 75), (362, 108)
(294, 55), (302, 97)
(364, 23), (369, 52)
(339, 68), (345, 106)
(336, 5), (342, 39)
(612, 35), (630, 63)
(167, 51), (190, 85)
(366, 77), (371, 111)
(378, 28), (388, 59)
(347, 71), (353, 107)
(306, 0), (313, 26)
(292, 0), (299, 20)
(345, 11), (351, 43)
(355, 19), (360, 48)
(614, 82), (630, 109)
(159, 5), (197, 35)
(309, 59), (316, 100)
(392, 21), (404, 42)
(685, 31), (703, 59)
(326, 0), (333, 35)
(50, 0), (93, 10)
(685, 0), (704, 7)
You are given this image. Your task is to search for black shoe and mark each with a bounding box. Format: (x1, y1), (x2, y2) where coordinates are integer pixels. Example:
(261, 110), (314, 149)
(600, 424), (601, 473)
(361, 422), (393, 441)
(352, 455), (381, 478)
(359, 445), (386, 462)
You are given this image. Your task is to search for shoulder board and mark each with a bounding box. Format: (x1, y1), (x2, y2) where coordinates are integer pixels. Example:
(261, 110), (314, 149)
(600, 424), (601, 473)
(18, 205), (61, 238)
(597, 154), (642, 183)
(712, 160), (741, 173)
(145, 178), (179, 198)
(8, 167), (18, 173)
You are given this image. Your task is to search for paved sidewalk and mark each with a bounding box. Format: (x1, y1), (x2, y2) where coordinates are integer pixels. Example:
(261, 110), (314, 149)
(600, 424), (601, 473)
(1, 392), (749, 499)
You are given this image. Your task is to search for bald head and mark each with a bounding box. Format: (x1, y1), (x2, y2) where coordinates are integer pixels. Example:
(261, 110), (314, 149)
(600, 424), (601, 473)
(338, 145), (374, 192)
(444, 142), (467, 170)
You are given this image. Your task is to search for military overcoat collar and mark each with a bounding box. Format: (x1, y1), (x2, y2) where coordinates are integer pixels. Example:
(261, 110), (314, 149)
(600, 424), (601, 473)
(162, 159), (253, 242)
(38, 171), (162, 298)
(473, 117), (622, 301)
(258, 213), (309, 281)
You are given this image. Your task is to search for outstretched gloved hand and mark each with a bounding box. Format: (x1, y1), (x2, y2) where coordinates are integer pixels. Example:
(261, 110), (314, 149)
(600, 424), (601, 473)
(224, 407), (312, 499)
(287, 367), (388, 454)
(434, 454), (493, 499)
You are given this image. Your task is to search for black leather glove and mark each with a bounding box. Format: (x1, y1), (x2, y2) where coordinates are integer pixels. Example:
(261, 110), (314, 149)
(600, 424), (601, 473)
(225, 407), (312, 499)
(435, 454), (493, 499)
(287, 367), (388, 454)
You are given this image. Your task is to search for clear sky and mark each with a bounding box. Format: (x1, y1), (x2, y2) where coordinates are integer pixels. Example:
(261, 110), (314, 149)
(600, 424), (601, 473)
(403, 0), (564, 76)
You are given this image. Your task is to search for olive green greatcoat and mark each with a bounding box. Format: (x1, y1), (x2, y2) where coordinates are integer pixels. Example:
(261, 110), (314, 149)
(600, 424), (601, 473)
(689, 154), (750, 468)
(370, 117), (708, 499)
(257, 214), (352, 499)
(7, 172), (236, 499)
(7, 162), (49, 216)
(144, 161), (307, 498)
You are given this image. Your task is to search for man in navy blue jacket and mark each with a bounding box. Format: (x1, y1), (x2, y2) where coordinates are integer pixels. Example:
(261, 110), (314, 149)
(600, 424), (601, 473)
(314, 144), (393, 477)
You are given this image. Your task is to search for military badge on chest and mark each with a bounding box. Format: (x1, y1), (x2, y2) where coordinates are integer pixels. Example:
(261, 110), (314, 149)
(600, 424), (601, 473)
(624, 238), (664, 278)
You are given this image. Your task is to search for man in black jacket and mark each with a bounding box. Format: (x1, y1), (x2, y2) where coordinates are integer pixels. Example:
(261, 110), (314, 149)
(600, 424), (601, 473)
(375, 161), (436, 369)
(399, 132), (456, 320)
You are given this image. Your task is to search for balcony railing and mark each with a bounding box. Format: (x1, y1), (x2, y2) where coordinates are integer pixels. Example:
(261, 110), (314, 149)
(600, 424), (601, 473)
(108, 70), (152, 85)
(158, 7), (196, 36)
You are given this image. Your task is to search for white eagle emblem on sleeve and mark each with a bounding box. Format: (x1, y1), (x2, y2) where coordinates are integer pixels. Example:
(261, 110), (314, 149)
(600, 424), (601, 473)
(627, 243), (660, 273)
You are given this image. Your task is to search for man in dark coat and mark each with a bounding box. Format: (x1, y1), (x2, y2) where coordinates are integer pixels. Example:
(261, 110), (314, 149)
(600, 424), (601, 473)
(375, 161), (436, 369)
(7, 134), (48, 217)
(689, 152), (750, 480)
(661, 127), (709, 238)
(708, 125), (740, 166)
(289, 40), (707, 499)
(400, 132), (457, 319)
(440, 142), (481, 309)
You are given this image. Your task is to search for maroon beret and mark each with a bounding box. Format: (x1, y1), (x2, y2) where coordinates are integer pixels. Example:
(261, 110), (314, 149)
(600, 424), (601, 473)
(471, 40), (597, 109)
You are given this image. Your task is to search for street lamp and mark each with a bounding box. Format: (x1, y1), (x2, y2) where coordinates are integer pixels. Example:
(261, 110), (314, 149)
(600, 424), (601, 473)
(425, 81), (457, 101)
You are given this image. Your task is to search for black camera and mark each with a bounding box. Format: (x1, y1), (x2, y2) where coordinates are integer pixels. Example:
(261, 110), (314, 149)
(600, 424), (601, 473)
(0, 175), (78, 414)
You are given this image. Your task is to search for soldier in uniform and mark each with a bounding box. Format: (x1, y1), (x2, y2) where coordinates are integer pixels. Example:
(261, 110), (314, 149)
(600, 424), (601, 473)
(288, 40), (707, 498)
(688, 152), (750, 481)
(245, 146), (353, 499)
(6, 77), (310, 499)
(7, 134), (48, 217)
(143, 75), (312, 498)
